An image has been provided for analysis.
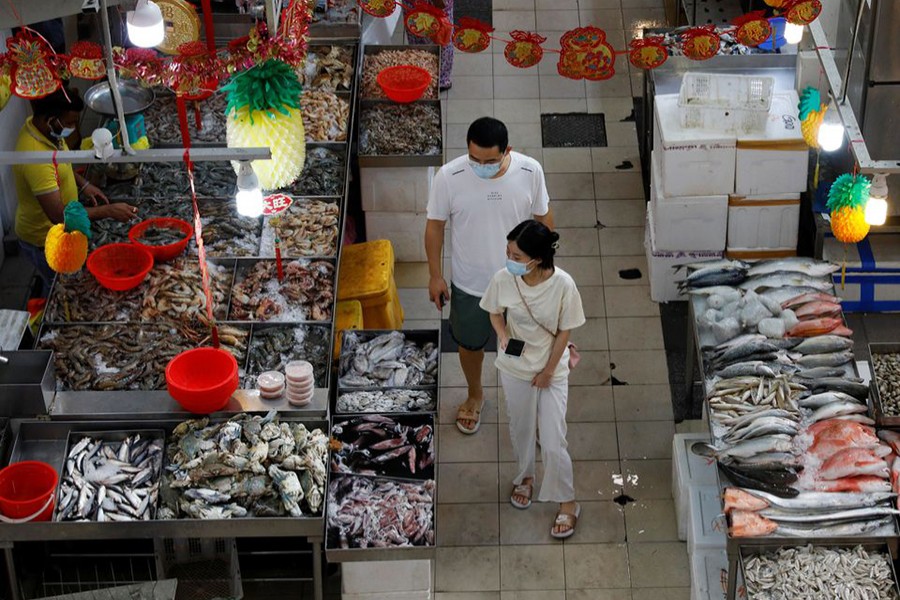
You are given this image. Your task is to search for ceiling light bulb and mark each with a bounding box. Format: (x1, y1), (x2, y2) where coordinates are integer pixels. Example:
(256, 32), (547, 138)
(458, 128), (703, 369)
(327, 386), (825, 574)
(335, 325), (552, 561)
(866, 174), (889, 226)
(817, 122), (844, 152)
(235, 160), (262, 217)
(127, 0), (164, 49)
(784, 23), (804, 45)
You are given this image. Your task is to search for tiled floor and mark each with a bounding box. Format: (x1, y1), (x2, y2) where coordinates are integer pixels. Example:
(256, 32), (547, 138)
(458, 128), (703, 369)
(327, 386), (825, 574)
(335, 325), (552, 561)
(395, 0), (690, 597)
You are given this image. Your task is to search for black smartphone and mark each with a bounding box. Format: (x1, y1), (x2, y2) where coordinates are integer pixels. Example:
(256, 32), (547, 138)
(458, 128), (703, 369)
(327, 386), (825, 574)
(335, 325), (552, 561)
(439, 293), (447, 309)
(505, 339), (525, 357)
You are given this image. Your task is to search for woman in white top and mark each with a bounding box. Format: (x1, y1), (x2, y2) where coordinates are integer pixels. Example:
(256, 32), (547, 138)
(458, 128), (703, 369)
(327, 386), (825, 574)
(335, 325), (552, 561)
(479, 220), (586, 539)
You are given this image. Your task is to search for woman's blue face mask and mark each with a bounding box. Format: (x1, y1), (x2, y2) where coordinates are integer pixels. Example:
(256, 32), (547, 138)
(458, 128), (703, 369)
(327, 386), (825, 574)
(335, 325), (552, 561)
(506, 258), (534, 276)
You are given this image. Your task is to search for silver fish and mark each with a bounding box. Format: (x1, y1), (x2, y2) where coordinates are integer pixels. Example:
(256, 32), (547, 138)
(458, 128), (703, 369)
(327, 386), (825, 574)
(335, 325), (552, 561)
(760, 506), (900, 523)
(747, 258), (840, 278)
(794, 350), (854, 368)
(724, 417), (800, 443)
(795, 366), (848, 379)
(693, 436), (795, 460)
(798, 391), (863, 409)
(674, 259), (749, 273)
(792, 334), (855, 355)
(774, 516), (895, 537)
(715, 362), (778, 379)
(740, 273), (833, 292)
(759, 286), (831, 305)
(743, 489), (896, 511)
(809, 401), (869, 422)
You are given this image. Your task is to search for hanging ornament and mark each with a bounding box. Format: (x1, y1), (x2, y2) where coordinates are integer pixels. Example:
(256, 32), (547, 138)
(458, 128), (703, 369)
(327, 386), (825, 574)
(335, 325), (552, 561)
(798, 87), (826, 148)
(504, 31), (547, 69)
(785, 0), (822, 25)
(114, 47), (164, 86)
(628, 37), (667, 70)
(763, 0), (789, 6)
(358, 0), (397, 18)
(453, 17), (494, 53)
(278, 0), (311, 67)
(681, 26), (720, 61)
(557, 27), (616, 81)
(405, 1), (452, 46)
(45, 202), (91, 274)
(827, 174), (871, 243)
(68, 41), (105, 81)
(7, 31), (60, 99)
(173, 41), (220, 101)
(222, 59), (306, 191)
(155, 0), (201, 55)
(733, 12), (772, 48)
(0, 69), (12, 112)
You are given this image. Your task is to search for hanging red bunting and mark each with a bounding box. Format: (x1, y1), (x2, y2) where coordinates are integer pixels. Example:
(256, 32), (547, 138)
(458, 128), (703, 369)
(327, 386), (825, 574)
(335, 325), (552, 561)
(504, 31), (546, 69)
(453, 17), (494, 53)
(405, 2), (452, 46)
(785, 0), (822, 25)
(557, 27), (615, 81)
(681, 26), (720, 61)
(357, 0), (397, 18)
(7, 31), (60, 99)
(732, 12), (772, 48)
(68, 41), (105, 81)
(173, 41), (220, 101)
(628, 37), (667, 70)
(114, 47), (164, 86)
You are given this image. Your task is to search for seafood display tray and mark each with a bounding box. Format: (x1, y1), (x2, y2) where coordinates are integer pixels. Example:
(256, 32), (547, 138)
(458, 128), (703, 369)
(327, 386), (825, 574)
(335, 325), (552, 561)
(337, 329), (441, 394)
(868, 343), (900, 428)
(357, 100), (444, 168)
(0, 418), (328, 542)
(333, 388), (439, 415)
(360, 44), (441, 102)
(331, 413), (436, 480)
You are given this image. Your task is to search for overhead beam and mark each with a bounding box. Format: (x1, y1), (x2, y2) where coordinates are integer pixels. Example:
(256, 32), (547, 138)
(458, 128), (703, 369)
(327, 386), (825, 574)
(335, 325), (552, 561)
(0, 146), (271, 165)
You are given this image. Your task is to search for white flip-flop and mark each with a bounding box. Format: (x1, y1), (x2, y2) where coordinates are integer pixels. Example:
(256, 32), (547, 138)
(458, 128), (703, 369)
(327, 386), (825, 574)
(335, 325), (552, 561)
(510, 483), (533, 509)
(456, 398), (485, 435)
(551, 503), (581, 539)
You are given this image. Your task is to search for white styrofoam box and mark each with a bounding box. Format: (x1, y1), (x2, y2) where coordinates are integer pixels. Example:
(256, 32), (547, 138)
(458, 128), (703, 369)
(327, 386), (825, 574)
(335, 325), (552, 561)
(691, 548), (730, 600)
(734, 90), (808, 196)
(688, 485), (726, 556)
(673, 433), (718, 541)
(651, 153), (728, 252)
(360, 166), (436, 213)
(366, 212), (427, 262)
(678, 73), (775, 135)
(654, 93), (736, 197)
(645, 203), (725, 303)
(726, 193), (800, 252)
(342, 591), (431, 600)
(342, 560), (432, 594)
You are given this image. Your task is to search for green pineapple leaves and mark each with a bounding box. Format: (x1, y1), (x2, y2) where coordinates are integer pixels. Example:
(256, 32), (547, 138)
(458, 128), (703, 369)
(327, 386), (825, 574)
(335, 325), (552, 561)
(827, 173), (871, 212)
(798, 86), (821, 121)
(63, 201), (91, 239)
(222, 59), (304, 121)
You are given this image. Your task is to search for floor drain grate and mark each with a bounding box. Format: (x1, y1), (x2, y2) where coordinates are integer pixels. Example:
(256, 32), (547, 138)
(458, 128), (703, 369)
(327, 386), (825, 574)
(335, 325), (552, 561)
(454, 0), (492, 26)
(541, 113), (607, 148)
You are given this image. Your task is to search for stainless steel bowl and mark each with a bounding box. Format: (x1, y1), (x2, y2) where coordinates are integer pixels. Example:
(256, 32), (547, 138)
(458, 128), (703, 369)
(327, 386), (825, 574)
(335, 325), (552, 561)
(84, 81), (155, 116)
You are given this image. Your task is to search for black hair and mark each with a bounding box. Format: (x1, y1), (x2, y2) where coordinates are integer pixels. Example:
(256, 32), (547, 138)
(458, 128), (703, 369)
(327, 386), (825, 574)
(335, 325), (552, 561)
(507, 219), (559, 270)
(30, 87), (84, 120)
(466, 117), (508, 153)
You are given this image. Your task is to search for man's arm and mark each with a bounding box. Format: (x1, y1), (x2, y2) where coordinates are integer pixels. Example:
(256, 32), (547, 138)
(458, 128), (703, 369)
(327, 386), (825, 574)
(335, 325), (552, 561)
(425, 218), (449, 311)
(36, 190), (135, 225)
(534, 207), (554, 231)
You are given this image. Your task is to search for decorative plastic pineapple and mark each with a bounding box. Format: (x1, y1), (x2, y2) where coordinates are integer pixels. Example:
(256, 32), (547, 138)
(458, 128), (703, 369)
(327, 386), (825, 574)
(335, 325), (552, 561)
(827, 174), (871, 244)
(222, 59), (306, 191)
(798, 86), (826, 149)
(45, 202), (91, 274)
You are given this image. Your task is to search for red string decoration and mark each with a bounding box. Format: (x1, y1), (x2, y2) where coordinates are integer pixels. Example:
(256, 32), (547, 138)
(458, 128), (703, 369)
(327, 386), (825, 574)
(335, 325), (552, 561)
(183, 150), (220, 348)
(453, 17), (493, 53)
(628, 37), (667, 70)
(557, 27), (616, 81)
(68, 41), (105, 81)
(733, 12), (772, 48)
(405, 1), (452, 46)
(7, 31), (60, 99)
(785, 0), (822, 25)
(504, 31), (546, 69)
(358, 0), (397, 18)
(681, 26), (720, 61)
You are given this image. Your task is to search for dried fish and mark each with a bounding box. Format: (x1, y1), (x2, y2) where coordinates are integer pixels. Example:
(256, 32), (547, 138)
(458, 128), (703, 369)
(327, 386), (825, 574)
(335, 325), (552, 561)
(301, 45), (354, 92)
(331, 414), (435, 479)
(230, 259), (335, 322)
(336, 389), (436, 414)
(244, 325), (330, 389)
(338, 331), (438, 388)
(301, 91), (349, 142)
(363, 49), (439, 100)
(360, 104), (441, 156)
(260, 200), (338, 258)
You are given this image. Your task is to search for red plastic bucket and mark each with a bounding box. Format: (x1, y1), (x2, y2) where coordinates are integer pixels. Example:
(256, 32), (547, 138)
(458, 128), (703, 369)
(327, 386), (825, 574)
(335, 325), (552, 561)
(0, 461), (58, 522)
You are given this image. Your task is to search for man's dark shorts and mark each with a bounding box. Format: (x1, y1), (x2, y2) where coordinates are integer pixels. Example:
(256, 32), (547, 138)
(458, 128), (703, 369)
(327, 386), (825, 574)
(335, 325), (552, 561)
(448, 283), (492, 351)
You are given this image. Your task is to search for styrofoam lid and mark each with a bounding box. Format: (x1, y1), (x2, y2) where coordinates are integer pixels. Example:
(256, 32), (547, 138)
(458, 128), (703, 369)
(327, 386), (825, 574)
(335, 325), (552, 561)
(655, 94), (738, 147)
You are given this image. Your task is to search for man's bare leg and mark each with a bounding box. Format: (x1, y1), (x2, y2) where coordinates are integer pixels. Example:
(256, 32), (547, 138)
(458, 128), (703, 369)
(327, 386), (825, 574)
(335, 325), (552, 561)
(456, 347), (485, 432)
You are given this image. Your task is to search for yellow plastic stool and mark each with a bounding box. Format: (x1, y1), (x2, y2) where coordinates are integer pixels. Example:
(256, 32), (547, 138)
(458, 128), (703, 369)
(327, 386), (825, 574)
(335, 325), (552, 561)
(338, 240), (405, 329)
(334, 300), (364, 359)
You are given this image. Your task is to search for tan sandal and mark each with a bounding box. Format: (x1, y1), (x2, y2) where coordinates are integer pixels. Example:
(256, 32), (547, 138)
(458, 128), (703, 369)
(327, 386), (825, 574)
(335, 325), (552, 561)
(456, 398), (484, 435)
(510, 481), (533, 509)
(551, 503), (581, 539)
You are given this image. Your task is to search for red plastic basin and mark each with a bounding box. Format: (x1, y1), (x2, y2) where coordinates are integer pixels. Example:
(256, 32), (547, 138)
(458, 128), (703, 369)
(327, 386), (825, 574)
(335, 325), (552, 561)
(128, 217), (192, 262)
(87, 243), (154, 291)
(376, 65), (432, 103)
(166, 347), (239, 414)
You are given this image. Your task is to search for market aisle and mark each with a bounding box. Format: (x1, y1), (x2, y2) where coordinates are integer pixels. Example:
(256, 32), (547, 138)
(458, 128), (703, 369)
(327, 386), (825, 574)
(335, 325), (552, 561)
(394, 0), (689, 597)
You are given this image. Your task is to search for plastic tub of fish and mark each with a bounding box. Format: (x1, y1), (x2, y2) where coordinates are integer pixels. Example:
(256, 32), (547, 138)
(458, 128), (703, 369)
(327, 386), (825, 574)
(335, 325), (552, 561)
(337, 330), (440, 391)
(358, 101), (443, 168)
(228, 259), (335, 323)
(331, 414), (435, 480)
(243, 324), (331, 391)
(335, 389), (437, 415)
(740, 543), (900, 600)
(259, 199), (340, 259)
(869, 343), (900, 428)
(325, 474), (435, 562)
(55, 430), (165, 522)
(129, 217), (192, 262)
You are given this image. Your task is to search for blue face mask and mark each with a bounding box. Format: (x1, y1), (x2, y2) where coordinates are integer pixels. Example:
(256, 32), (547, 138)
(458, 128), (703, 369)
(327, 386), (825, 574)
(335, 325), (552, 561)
(50, 119), (74, 140)
(470, 160), (502, 179)
(506, 259), (533, 276)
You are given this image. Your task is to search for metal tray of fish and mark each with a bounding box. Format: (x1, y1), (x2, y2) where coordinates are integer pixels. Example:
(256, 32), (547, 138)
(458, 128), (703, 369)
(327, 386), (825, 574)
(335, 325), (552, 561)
(325, 473), (435, 562)
(358, 100), (444, 168)
(228, 258), (336, 323)
(55, 430), (165, 522)
(361, 45), (440, 101)
(335, 389), (437, 415)
(89, 196), (194, 249)
(869, 343), (900, 427)
(104, 162), (237, 201)
(302, 90), (352, 143)
(275, 145), (347, 198)
(302, 44), (356, 93)
(337, 330), (440, 391)
(739, 543), (900, 600)
(45, 270), (145, 324)
(243, 324), (331, 390)
(144, 92), (228, 146)
(259, 198), (339, 259)
(195, 197), (263, 258)
(331, 414), (436, 480)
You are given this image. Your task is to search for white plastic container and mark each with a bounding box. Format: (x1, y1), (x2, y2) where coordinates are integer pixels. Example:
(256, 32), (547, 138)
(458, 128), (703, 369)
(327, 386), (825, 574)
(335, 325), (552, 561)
(654, 94), (737, 197)
(673, 433), (718, 541)
(651, 153), (728, 252)
(734, 90), (808, 196)
(688, 485), (726, 557)
(726, 193), (800, 253)
(691, 548), (732, 600)
(679, 72), (775, 135)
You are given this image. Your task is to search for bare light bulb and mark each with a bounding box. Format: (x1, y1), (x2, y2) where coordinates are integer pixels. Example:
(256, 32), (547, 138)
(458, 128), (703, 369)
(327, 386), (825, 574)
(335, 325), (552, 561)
(235, 161), (263, 217)
(127, 0), (165, 49)
(817, 122), (844, 152)
(784, 23), (804, 45)
(865, 174), (889, 226)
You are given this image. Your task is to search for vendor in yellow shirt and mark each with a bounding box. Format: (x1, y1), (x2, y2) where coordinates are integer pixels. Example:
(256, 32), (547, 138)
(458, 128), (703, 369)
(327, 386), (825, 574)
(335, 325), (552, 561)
(14, 87), (136, 296)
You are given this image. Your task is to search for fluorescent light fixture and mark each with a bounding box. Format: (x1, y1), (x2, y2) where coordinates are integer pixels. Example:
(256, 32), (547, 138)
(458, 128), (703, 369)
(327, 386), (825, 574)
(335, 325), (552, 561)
(127, 0), (165, 49)
(235, 160), (263, 217)
(865, 173), (889, 226)
(784, 23), (804, 45)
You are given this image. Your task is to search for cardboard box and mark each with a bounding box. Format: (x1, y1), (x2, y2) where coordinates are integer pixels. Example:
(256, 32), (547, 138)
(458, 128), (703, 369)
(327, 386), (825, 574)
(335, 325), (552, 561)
(645, 204), (725, 303)
(651, 153), (728, 252)
(735, 91), (808, 196)
(726, 193), (800, 253)
(654, 94), (736, 197)
(823, 233), (900, 312)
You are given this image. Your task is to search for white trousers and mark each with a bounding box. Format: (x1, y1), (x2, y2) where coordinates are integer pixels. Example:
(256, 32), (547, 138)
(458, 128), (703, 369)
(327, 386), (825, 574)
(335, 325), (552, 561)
(500, 371), (575, 503)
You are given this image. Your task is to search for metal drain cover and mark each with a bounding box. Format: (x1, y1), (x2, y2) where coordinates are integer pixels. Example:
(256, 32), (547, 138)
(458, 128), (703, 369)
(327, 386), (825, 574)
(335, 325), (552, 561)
(454, 0), (492, 26)
(541, 113), (607, 148)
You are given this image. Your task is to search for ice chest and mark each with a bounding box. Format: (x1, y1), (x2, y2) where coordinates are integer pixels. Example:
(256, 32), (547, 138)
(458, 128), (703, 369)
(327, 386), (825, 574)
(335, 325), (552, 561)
(726, 193), (800, 254)
(688, 485), (726, 556)
(654, 94), (737, 197)
(651, 152), (728, 252)
(823, 233), (900, 312)
(673, 433), (718, 541)
(334, 300), (364, 360)
(338, 240), (405, 329)
(691, 548), (731, 600)
(734, 90), (808, 196)
(645, 203), (725, 303)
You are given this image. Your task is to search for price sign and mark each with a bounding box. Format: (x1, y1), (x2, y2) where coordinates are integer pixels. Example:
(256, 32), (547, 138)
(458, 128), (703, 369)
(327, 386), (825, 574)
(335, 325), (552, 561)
(263, 193), (293, 216)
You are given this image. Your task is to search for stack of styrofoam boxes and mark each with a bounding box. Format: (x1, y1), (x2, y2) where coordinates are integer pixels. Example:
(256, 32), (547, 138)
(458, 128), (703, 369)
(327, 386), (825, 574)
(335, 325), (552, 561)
(341, 559), (432, 600)
(361, 167), (437, 263)
(647, 93), (732, 302)
(727, 90), (807, 260)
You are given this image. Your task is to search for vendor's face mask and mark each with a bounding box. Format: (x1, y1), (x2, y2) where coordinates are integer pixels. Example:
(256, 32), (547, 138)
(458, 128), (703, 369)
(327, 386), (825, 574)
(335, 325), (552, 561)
(50, 118), (74, 140)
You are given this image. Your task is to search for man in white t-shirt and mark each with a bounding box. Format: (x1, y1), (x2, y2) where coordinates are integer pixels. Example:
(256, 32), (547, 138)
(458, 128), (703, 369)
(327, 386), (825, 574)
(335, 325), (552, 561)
(425, 117), (553, 434)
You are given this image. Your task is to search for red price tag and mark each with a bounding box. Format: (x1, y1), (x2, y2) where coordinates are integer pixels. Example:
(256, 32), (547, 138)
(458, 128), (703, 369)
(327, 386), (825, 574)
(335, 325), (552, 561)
(263, 194), (293, 216)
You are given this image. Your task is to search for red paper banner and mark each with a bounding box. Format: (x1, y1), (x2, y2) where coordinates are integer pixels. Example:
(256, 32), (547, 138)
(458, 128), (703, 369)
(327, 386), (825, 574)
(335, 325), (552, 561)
(733, 12), (772, 48)
(453, 17), (493, 53)
(628, 37), (667, 70)
(183, 150), (220, 348)
(263, 193), (293, 216)
(504, 31), (546, 69)
(405, 2), (452, 45)
(785, 0), (822, 25)
(68, 41), (105, 81)
(557, 27), (616, 81)
(682, 27), (720, 61)
(358, 0), (397, 18)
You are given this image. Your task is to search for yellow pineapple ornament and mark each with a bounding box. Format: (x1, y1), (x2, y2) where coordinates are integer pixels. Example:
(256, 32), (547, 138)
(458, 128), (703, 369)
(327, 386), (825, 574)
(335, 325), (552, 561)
(222, 59), (306, 191)
(45, 201), (91, 274)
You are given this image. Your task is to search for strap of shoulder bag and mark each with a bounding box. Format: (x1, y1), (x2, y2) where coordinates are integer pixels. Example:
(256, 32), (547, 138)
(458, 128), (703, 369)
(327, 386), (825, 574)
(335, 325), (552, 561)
(513, 276), (559, 338)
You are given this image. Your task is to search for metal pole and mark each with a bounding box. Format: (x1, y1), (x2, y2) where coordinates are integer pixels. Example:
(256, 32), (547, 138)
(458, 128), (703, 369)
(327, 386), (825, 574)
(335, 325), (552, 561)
(840, 0), (868, 104)
(311, 539), (323, 600)
(0, 147), (271, 165)
(3, 545), (18, 600)
(99, 0), (136, 154)
(265, 0), (279, 36)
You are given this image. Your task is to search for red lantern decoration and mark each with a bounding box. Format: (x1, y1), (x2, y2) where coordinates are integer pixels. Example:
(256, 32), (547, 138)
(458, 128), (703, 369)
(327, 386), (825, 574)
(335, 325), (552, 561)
(785, 0), (822, 25)
(557, 27), (616, 81)
(68, 41), (105, 81)
(6, 31), (60, 99)
(681, 26), (720, 61)
(504, 31), (546, 69)
(357, 0), (397, 18)
(453, 17), (494, 53)
(628, 37), (667, 70)
(405, 1), (452, 46)
(173, 41), (220, 101)
(733, 12), (772, 48)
